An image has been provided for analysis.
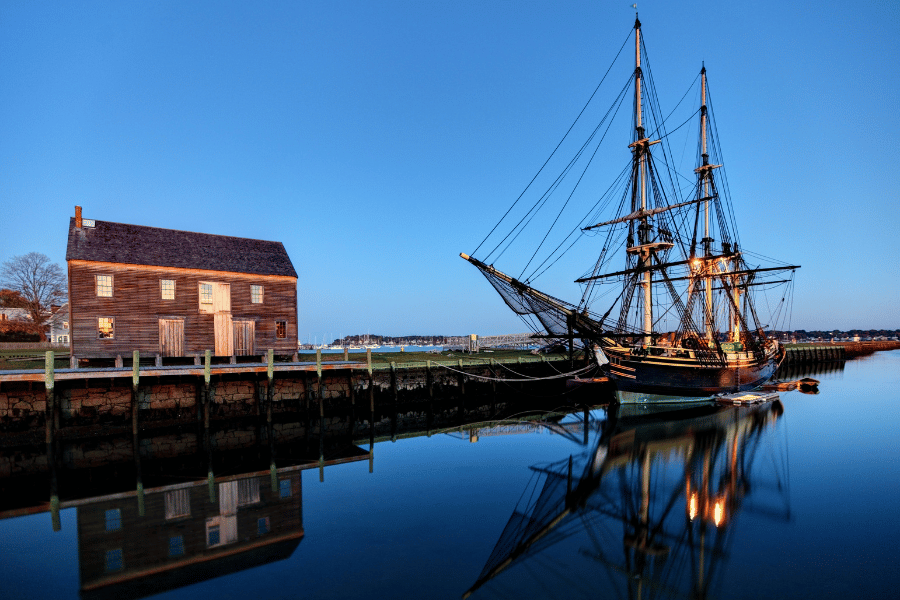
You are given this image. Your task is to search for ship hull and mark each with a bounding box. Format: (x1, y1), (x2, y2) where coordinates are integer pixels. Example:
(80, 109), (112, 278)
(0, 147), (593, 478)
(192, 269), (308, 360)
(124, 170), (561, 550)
(603, 344), (782, 400)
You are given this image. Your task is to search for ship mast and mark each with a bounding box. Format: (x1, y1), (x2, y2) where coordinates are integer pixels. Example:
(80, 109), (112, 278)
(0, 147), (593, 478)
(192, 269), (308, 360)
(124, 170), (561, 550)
(633, 17), (653, 346)
(695, 65), (722, 342)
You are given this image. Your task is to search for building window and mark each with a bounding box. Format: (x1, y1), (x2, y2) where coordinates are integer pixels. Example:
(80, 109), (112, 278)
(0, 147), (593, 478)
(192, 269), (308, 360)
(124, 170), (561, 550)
(96, 275), (113, 297)
(276, 320), (287, 339)
(98, 317), (115, 339)
(207, 522), (220, 547)
(164, 488), (191, 520)
(279, 479), (292, 499)
(105, 508), (122, 531)
(251, 285), (263, 304)
(63, 321), (69, 329)
(257, 517), (270, 536)
(199, 283), (213, 305)
(161, 279), (175, 300)
(237, 478), (260, 506)
(205, 516), (237, 548)
(105, 548), (123, 572)
(168, 536), (185, 558)
(57, 335), (68, 344)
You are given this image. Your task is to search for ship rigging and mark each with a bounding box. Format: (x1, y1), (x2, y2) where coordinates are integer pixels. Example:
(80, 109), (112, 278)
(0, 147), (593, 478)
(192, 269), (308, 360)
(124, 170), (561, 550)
(461, 17), (799, 398)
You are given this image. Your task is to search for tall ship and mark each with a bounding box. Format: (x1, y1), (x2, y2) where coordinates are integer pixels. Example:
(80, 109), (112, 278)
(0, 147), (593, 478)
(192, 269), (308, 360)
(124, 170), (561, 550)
(461, 17), (799, 400)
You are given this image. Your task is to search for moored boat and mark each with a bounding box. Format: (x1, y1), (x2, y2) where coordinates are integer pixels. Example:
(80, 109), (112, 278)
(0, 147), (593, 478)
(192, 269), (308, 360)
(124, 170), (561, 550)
(461, 16), (799, 402)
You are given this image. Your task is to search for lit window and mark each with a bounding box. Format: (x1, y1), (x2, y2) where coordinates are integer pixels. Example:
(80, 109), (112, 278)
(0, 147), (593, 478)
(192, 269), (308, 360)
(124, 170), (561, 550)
(164, 488), (190, 519)
(105, 548), (123, 572)
(63, 321), (68, 329)
(105, 508), (121, 531)
(199, 283), (213, 305)
(279, 479), (291, 499)
(161, 279), (175, 300)
(251, 285), (263, 304)
(96, 275), (112, 297)
(168, 536), (184, 558)
(98, 317), (115, 339)
(257, 517), (270, 536)
(276, 320), (287, 339)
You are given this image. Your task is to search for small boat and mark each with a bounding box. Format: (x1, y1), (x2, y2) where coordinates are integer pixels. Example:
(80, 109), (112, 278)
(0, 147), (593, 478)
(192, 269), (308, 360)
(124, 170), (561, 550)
(716, 390), (780, 405)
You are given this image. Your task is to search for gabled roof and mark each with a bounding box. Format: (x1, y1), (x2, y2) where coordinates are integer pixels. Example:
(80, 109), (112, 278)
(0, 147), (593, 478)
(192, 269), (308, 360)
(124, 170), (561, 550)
(66, 218), (297, 278)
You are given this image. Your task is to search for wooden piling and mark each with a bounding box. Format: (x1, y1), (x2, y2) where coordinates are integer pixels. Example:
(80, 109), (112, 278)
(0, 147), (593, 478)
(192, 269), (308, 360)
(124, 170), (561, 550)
(46, 352), (60, 532)
(390, 362), (398, 402)
(44, 351), (55, 445)
(131, 350), (140, 437)
(208, 469), (216, 503)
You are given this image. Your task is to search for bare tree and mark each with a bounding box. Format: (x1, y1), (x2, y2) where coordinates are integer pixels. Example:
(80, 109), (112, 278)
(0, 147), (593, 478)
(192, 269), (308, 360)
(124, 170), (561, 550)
(0, 252), (67, 325)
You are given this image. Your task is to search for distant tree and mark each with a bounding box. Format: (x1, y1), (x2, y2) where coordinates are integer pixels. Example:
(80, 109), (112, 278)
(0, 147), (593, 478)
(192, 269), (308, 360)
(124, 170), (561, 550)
(0, 253), (67, 326)
(0, 288), (29, 308)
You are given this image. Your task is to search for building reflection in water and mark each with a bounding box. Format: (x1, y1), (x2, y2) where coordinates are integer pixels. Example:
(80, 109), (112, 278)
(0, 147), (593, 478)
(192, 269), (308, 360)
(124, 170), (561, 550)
(0, 412), (371, 600)
(77, 471), (305, 600)
(464, 399), (790, 600)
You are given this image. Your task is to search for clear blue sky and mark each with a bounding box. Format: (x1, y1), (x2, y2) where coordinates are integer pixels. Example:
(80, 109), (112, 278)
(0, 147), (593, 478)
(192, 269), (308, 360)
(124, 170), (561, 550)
(1, 1), (898, 340)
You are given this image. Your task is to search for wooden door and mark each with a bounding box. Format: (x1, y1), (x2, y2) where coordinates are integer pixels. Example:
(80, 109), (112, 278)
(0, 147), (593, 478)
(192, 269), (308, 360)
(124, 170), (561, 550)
(158, 319), (184, 357)
(214, 313), (233, 356)
(233, 320), (255, 356)
(212, 282), (232, 355)
(212, 282), (231, 312)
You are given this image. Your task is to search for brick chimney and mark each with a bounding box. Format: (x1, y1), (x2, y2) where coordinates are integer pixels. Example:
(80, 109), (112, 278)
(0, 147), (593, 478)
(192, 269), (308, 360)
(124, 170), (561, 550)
(75, 205), (82, 228)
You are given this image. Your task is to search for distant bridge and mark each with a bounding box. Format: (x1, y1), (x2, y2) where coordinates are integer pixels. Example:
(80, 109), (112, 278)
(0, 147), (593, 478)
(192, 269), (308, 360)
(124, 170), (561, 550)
(443, 333), (542, 351)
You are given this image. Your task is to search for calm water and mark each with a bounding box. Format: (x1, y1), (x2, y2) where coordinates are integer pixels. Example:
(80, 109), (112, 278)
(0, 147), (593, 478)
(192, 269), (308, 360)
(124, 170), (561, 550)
(1, 351), (898, 599)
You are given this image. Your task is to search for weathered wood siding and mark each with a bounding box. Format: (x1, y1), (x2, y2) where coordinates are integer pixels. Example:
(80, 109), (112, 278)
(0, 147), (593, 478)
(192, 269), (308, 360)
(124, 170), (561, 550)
(68, 261), (297, 357)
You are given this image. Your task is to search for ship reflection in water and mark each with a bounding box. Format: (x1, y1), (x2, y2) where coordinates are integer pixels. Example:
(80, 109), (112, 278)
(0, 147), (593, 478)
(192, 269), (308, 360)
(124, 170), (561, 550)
(465, 399), (789, 600)
(2, 359), (875, 600)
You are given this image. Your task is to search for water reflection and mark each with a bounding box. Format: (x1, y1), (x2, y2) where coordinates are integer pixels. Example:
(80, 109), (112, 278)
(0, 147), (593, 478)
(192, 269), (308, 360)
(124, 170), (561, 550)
(78, 472), (304, 600)
(465, 400), (789, 599)
(0, 414), (370, 599)
(774, 359), (845, 382)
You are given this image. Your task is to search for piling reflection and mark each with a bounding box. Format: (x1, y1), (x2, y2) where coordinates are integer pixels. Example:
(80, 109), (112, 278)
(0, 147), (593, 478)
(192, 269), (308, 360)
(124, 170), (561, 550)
(0, 413), (371, 600)
(464, 400), (790, 599)
(775, 360), (845, 383)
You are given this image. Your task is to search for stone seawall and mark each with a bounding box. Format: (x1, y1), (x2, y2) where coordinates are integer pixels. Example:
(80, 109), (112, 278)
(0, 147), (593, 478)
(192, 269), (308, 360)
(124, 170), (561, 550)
(0, 359), (572, 434)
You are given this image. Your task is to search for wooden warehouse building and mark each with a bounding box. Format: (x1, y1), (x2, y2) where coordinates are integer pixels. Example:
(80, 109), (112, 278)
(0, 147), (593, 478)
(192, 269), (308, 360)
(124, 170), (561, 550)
(66, 206), (298, 359)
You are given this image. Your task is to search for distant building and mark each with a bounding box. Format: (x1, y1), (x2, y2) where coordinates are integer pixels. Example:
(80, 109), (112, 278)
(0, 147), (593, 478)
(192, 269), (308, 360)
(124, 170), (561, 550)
(65, 206), (298, 358)
(0, 308), (30, 322)
(47, 303), (70, 345)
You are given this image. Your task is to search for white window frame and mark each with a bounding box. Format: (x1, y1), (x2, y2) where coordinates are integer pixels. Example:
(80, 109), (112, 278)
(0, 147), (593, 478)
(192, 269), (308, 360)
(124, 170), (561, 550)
(160, 279), (176, 300)
(251, 285), (263, 304)
(164, 488), (191, 520)
(96, 275), (113, 297)
(237, 478), (261, 506)
(199, 283), (213, 305)
(98, 317), (115, 340)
